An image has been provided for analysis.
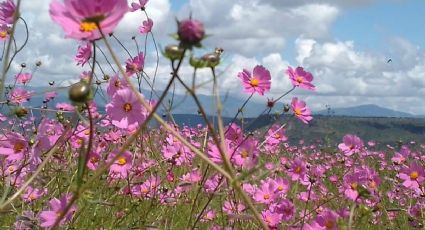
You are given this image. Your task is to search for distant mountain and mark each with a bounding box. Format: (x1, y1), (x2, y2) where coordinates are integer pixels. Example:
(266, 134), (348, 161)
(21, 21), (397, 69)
(316, 104), (418, 118)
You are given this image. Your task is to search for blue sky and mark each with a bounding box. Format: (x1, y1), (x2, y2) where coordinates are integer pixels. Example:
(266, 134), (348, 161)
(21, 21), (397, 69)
(16, 0), (425, 115)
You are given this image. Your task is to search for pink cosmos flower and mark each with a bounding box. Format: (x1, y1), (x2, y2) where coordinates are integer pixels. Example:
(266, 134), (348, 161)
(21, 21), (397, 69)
(39, 193), (77, 228)
(314, 209), (340, 230)
(222, 200), (245, 215)
(0, 23), (9, 40)
(15, 73), (32, 84)
(86, 150), (101, 171)
(291, 97), (313, 124)
(398, 162), (425, 190)
(9, 88), (32, 104)
(45, 91), (58, 100)
(55, 102), (74, 111)
(254, 180), (277, 204)
(0, 132), (27, 162)
(125, 52), (145, 76)
(262, 210), (281, 227)
(238, 65), (271, 96)
(106, 74), (128, 97)
(0, 0), (15, 25)
(75, 42), (92, 66)
(266, 124), (288, 145)
(107, 150), (132, 179)
(275, 199), (295, 221)
(49, 0), (128, 40)
(287, 66), (315, 91)
(130, 0), (148, 12)
(287, 158), (308, 182)
(233, 137), (258, 169)
(105, 88), (147, 129)
(225, 123), (243, 143)
(22, 186), (46, 203)
(338, 134), (363, 156)
(139, 18), (153, 34)
(208, 140), (234, 164)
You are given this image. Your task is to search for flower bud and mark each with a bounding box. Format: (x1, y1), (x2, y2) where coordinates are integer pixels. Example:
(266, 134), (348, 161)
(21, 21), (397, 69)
(15, 107), (28, 118)
(164, 44), (184, 61)
(177, 18), (205, 47)
(69, 81), (92, 103)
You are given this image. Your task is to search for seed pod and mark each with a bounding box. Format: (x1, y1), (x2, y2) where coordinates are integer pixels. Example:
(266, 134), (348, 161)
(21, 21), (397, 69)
(15, 107), (28, 118)
(164, 44), (184, 61)
(69, 81), (92, 103)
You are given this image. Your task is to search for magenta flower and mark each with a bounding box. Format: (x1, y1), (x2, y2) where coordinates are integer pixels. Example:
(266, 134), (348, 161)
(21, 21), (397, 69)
(0, 132), (27, 162)
(266, 124), (288, 145)
(49, 0), (128, 40)
(22, 186), (46, 203)
(338, 134), (363, 156)
(315, 209), (340, 230)
(177, 18), (205, 45)
(254, 180), (277, 204)
(106, 74), (128, 97)
(238, 65), (271, 96)
(130, 0), (148, 12)
(0, 23), (9, 40)
(125, 52), (145, 76)
(55, 102), (74, 111)
(105, 88), (147, 129)
(262, 210), (281, 227)
(275, 199), (295, 221)
(0, 0), (16, 25)
(398, 162), (425, 190)
(15, 73), (32, 84)
(291, 97), (313, 124)
(39, 193), (77, 228)
(287, 66), (315, 91)
(107, 150), (132, 179)
(9, 88), (32, 104)
(233, 137), (258, 169)
(287, 158), (308, 182)
(139, 18), (153, 34)
(75, 42), (92, 66)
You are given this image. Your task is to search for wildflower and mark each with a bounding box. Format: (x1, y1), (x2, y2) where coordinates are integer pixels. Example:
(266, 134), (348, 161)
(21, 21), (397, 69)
(315, 209), (340, 230)
(287, 66), (315, 91)
(223, 200), (245, 215)
(0, 132), (28, 162)
(0, 23), (9, 40)
(398, 162), (425, 190)
(275, 199), (295, 221)
(291, 97), (313, 124)
(338, 134), (363, 156)
(130, 0), (148, 12)
(238, 65), (271, 96)
(9, 88), (32, 104)
(287, 158), (308, 182)
(254, 180), (277, 204)
(49, 0), (128, 40)
(106, 74), (128, 97)
(15, 73), (32, 84)
(262, 210), (281, 227)
(75, 42), (92, 66)
(45, 91), (57, 100)
(107, 150), (132, 179)
(139, 18), (153, 34)
(39, 193), (77, 228)
(0, 0), (15, 25)
(55, 102), (74, 111)
(233, 137), (258, 169)
(125, 52), (144, 76)
(177, 18), (205, 47)
(22, 186), (46, 203)
(266, 124), (287, 145)
(105, 88), (147, 129)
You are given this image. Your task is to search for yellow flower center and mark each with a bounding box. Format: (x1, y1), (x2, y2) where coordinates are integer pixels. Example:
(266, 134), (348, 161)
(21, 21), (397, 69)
(117, 157), (127, 165)
(8, 165), (14, 172)
(89, 157), (99, 164)
(325, 220), (334, 229)
(142, 187), (149, 193)
(369, 181), (377, 189)
(29, 193), (37, 201)
(265, 216), (273, 223)
(240, 150), (249, 158)
(410, 171), (419, 180)
(13, 142), (24, 153)
(277, 185), (284, 191)
(296, 76), (304, 84)
(273, 133), (281, 139)
(56, 211), (63, 218)
(123, 103), (132, 112)
(114, 80), (121, 88)
(295, 166), (302, 174)
(0, 31), (7, 38)
(76, 138), (84, 145)
(263, 194), (270, 200)
(84, 130), (90, 135)
(351, 182), (358, 190)
(79, 21), (98, 32)
(294, 107), (302, 116)
(250, 78), (259, 87)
